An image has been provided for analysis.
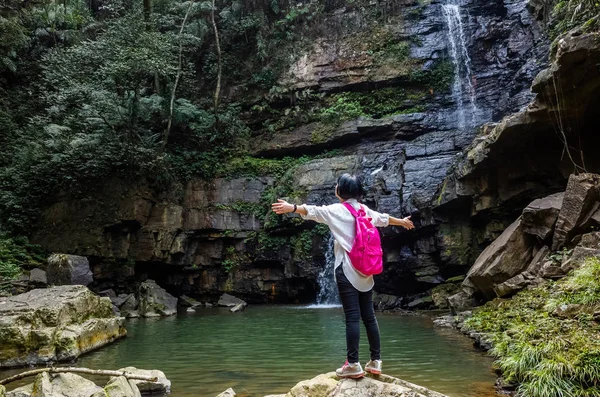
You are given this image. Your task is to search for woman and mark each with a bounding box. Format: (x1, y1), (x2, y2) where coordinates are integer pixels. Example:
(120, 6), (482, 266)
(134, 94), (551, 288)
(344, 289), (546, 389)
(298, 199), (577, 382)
(271, 173), (414, 378)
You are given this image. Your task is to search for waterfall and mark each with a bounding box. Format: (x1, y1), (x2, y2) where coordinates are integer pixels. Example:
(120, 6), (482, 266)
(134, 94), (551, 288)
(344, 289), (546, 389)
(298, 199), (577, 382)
(314, 234), (340, 307)
(442, 2), (478, 129)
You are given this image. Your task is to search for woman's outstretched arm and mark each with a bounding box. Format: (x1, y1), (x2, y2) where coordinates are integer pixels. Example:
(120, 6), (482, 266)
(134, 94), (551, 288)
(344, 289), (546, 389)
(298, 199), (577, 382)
(271, 199), (307, 215)
(389, 215), (414, 230)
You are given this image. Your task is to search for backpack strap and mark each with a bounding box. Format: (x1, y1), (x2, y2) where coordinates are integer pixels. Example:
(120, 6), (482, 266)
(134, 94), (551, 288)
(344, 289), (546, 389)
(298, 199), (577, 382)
(342, 202), (363, 218)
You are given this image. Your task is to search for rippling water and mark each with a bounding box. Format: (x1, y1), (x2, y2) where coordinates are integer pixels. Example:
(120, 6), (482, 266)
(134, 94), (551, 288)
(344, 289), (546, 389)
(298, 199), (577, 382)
(1, 306), (496, 397)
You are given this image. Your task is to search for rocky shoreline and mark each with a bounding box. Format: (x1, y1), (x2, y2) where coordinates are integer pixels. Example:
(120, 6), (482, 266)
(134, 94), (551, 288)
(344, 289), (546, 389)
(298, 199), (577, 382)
(0, 367), (171, 397)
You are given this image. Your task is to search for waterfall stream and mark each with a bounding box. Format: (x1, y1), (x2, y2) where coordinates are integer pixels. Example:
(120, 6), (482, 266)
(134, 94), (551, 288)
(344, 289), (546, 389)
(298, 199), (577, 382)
(442, 3), (478, 128)
(313, 234), (340, 307)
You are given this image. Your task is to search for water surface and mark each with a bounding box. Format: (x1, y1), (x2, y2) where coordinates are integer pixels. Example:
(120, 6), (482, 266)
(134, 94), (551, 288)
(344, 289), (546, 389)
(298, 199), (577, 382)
(1, 306), (496, 396)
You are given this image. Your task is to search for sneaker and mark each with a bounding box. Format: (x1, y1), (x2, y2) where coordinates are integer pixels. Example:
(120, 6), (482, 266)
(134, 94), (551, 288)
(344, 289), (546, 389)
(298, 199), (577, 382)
(335, 360), (365, 379)
(365, 359), (382, 375)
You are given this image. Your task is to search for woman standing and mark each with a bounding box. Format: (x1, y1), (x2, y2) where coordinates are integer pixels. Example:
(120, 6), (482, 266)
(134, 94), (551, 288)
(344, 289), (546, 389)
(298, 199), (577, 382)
(271, 173), (414, 378)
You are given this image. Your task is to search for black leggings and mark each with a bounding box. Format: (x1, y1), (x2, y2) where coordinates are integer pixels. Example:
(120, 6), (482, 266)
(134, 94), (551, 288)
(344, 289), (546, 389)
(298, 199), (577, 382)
(336, 265), (381, 363)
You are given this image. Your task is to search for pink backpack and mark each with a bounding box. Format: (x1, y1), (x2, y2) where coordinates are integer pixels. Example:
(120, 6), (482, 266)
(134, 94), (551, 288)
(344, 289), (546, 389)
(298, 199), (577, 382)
(342, 202), (383, 276)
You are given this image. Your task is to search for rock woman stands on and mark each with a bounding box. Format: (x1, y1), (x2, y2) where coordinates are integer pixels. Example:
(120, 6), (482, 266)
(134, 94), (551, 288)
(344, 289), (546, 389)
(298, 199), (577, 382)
(271, 173), (414, 378)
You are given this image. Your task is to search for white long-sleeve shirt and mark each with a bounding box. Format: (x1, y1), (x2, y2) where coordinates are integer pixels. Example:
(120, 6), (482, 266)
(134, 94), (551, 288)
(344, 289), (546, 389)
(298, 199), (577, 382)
(300, 198), (390, 292)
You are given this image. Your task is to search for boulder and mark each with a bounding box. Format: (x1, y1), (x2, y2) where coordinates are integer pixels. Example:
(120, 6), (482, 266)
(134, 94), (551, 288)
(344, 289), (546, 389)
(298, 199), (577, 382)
(552, 174), (600, 250)
(406, 296), (433, 310)
(47, 254), (93, 286)
(103, 376), (141, 397)
(462, 217), (536, 299)
(119, 294), (137, 312)
(286, 372), (449, 397)
(447, 291), (475, 314)
(493, 246), (549, 297)
(521, 193), (563, 241)
(30, 372), (103, 397)
(6, 383), (33, 397)
(561, 232), (600, 273)
(29, 268), (47, 287)
(0, 286), (126, 368)
(541, 261), (565, 279)
(0, 386), (5, 397)
(138, 280), (177, 317)
(372, 293), (402, 311)
(117, 367), (171, 395)
(230, 303), (246, 313)
(215, 388), (236, 397)
(430, 283), (461, 309)
(179, 295), (201, 308)
(217, 293), (246, 308)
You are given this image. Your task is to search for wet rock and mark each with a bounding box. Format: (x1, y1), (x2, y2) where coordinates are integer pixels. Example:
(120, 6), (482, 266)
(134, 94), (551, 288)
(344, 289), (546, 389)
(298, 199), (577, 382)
(31, 372), (103, 397)
(103, 376), (141, 397)
(138, 280), (177, 317)
(119, 294), (137, 313)
(287, 372), (449, 397)
(406, 295), (433, 310)
(117, 367), (171, 395)
(521, 193), (564, 241)
(447, 291), (475, 314)
(372, 292), (402, 311)
(179, 295), (201, 308)
(463, 218), (536, 300)
(430, 283), (461, 309)
(6, 383), (33, 397)
(215, 389), (236, 397)
(230, 303), (246, 313)
(99, 289), (117, 299)
(47, 254), (93, 286)
(469, 332), (493, 351)
(217, 293), (246, 307)
(0, 286), (126, 368)
(552, 174), (600, 250)
(29, 268), (47, 287)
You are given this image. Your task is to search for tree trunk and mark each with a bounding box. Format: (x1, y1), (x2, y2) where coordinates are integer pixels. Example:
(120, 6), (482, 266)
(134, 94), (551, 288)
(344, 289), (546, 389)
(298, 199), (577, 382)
(162, 0), (195, 151)
(0, 367), (158, 386)
(143, 0), (153, 22)
(211, 0), (222, 128)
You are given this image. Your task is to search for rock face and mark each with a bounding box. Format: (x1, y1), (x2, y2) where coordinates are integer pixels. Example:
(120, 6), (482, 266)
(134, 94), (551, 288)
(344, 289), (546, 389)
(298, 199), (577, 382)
(30, 0), (549, 304)
(47, 254), (93, 287)
(0, 286), (126, 368)
(457, 173), (600, 303)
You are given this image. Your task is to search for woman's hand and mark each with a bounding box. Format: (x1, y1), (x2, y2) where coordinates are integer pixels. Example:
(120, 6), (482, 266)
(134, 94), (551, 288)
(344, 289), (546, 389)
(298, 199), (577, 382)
(401, 216), (414, 230)
(271, 199), (294, 215)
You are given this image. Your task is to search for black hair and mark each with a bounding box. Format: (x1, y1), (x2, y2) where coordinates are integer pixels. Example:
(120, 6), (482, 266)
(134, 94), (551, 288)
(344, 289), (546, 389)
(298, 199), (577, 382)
(336, 173), (365, 200)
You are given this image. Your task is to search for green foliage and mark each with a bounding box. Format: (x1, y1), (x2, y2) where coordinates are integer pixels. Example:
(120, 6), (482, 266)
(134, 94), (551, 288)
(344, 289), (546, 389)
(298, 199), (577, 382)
(549, 0), (600, 38)
(221, 246), (248, 272)
(409, 60), (454, 93)
(0, 234), (46, 280)
(319, 87), (427, 123)
(464, 257), (600, 397)
(0, 15), (28, 72)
